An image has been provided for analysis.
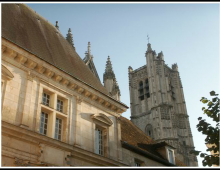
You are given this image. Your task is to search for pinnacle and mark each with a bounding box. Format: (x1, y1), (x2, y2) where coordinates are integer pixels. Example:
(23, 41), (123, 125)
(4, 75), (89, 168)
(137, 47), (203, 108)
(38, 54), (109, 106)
(66, 28), (75, 49)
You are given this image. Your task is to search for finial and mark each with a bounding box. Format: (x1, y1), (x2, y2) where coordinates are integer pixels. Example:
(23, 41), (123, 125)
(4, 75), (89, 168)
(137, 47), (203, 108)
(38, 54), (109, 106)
(147, 34), (150, 44)
(128, 66), (133, 73)
(88, 42), (91, 55)
(55, 21), (59, 30)
(66, 28), (75, 49)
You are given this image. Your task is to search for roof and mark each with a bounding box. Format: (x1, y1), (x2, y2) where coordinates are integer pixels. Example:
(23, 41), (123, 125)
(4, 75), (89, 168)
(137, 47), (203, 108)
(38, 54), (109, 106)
(120, 116), (186, 166)
(1, 4), (108, 95)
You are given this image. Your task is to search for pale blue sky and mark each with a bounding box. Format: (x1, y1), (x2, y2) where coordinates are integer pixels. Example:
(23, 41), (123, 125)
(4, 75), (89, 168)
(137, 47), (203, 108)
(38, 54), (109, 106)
(27, 3), (219, 167)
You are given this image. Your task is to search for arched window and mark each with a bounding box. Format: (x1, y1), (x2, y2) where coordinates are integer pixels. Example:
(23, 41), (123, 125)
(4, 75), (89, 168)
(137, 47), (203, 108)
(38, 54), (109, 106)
(145, 124), (154, 139)
(145, 78), (150, 98)
(138, 81), (144, 100)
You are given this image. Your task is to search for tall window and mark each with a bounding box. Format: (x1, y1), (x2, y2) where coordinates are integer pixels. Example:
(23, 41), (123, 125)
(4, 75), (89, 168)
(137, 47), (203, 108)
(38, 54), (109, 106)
(40, 112), (48, 135)
(139, 81), (144, 100)
(168, 149), (174, 164)
(145, 78), (150, 98)
(57, 99), (63, 112)
(55, 118), (62, 140)
(42, 92), (50, 106)
(95, 128), (103, 155)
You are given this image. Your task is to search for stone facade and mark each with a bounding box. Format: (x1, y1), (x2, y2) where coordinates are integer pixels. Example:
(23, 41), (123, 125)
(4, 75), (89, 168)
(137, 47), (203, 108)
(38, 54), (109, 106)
(128, 43), (198, 166)
(1, 4), (187, 167)
(1, 38), (127, 166)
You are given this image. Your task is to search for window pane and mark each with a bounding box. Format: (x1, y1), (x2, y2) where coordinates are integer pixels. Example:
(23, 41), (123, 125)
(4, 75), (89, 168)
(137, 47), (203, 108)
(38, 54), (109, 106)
(55, 118), (62, 140)
(40, 112), (48, 135)
(169, 150), (174, 164)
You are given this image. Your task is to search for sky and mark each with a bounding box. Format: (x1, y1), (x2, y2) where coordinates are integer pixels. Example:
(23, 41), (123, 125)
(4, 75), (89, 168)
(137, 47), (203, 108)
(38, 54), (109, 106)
(24, 2), (219, 167)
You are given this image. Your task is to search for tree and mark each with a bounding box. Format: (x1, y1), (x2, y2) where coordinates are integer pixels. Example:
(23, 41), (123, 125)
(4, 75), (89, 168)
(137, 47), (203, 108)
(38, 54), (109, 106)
(190, 91), (219, 167)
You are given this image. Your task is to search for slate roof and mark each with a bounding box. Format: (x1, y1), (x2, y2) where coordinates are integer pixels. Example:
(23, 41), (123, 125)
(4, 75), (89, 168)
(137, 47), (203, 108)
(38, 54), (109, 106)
(2, 4), (109, 95)
(120, 116), (186, 166)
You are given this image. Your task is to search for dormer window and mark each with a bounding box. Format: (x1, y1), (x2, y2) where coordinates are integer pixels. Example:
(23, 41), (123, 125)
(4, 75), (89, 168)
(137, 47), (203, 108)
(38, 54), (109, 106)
(168, 149), (175, 164)
(135, 162), (141, 167)
(134, 159), (145, 166)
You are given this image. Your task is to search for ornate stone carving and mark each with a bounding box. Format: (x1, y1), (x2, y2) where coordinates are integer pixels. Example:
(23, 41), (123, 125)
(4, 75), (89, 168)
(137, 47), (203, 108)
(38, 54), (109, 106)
(14, 158), (30, 166)
(76, 97), (83, 104)
(68, 83), (77, 90)
(77, 87), (84, 94)
(16, 55), (27, 64)
(61, 79), (70, 86)
(84, 91), (91, 97)
(44, 69), (54, 78)
(36, 65), (46, 74)
(91, 95), (98, 101)
(54, 75), (63, 82)
(2, 45), (7, 53)
(98, 98), (104, 104)
(26, 60), (37, 69)
(27, 71), (35, 81)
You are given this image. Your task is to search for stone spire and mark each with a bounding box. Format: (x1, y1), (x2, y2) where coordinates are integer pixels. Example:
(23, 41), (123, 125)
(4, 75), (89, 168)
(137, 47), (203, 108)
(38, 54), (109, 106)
(88, 41), (91, 56)
(172, 63), (178, 71)
(147, 43), (152, 52)
(55, 21), (59, 30)
(66, 28), (75, 50)
(104, 56), (115, 81)
(158, 51), (164, 60)
(103, 56), (121, 101)
(83, 42), (100, 81)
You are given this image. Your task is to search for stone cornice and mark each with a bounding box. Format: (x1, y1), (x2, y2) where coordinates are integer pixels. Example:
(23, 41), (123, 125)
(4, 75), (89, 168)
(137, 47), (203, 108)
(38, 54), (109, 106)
(1, 38), (128, 115)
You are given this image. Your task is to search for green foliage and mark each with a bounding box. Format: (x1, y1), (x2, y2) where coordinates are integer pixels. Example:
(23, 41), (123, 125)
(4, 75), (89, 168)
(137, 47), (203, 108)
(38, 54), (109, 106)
(190, 91), (219, 167)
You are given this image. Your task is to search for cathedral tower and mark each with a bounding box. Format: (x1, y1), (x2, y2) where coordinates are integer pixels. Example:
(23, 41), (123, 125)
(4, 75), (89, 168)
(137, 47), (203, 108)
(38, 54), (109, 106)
(128, 42), (198, 166)
(103, 56), (121, 101)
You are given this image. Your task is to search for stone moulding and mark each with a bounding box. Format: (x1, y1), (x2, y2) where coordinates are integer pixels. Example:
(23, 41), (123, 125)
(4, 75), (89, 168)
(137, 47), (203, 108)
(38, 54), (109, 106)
(1, 41), (127, 115)
(91, 113), (113, 126)
(2, 121), (127, 167)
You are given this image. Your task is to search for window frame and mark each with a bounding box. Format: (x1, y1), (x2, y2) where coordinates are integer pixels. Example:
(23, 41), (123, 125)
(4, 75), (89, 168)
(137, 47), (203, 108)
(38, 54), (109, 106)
(91, 113), (113, 157)
(42, 92), (50, 107)
(54, 117), (63, 141)
(57, 98), (64, 113)
(167, 148), (175, 164)
(39, 111), (49, 136)
(95, 127), (104, 156)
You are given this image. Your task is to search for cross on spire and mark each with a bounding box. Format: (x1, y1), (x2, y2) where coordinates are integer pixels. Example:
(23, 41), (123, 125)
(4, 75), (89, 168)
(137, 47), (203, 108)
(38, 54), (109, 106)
(147, 34), (150, 44)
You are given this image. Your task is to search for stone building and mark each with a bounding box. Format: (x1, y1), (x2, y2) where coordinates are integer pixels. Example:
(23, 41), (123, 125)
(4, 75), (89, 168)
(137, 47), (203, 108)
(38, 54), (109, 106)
(128, 43), (198, 166)
(1, 3), (186, 167)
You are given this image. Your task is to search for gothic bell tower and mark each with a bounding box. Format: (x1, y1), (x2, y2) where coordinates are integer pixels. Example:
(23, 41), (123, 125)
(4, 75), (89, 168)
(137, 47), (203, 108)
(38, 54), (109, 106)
(128, 42), (198, 166)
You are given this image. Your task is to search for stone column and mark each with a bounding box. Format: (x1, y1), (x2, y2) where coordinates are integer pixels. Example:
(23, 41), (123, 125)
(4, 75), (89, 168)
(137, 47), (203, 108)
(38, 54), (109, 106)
(69, 96), (76, 145)
(74, 97), (82, 147)
(20, 72), (34, 128)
